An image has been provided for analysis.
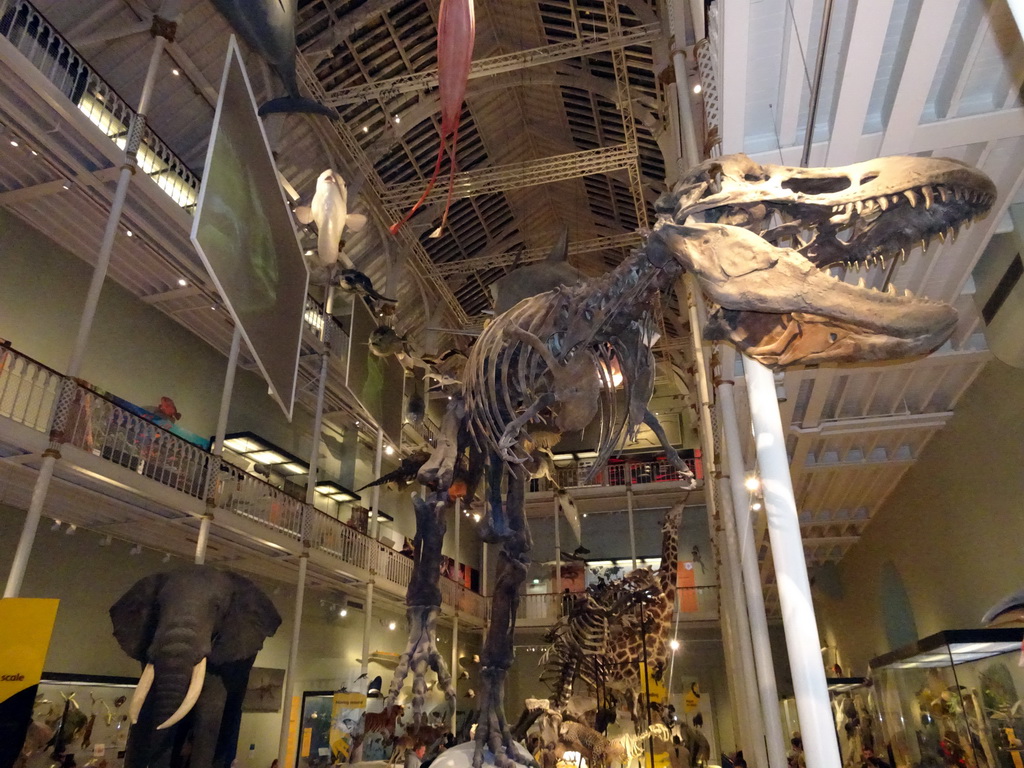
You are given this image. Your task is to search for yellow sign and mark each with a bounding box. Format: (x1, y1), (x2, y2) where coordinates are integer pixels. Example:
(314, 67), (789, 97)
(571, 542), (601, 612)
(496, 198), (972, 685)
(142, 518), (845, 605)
(684, 682), (701, 713)
(0, 598), (59, 704)
(330, 691), (367, 763)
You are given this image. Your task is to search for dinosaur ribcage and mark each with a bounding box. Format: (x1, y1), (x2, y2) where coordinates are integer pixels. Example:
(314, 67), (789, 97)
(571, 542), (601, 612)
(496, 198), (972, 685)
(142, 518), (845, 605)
(464, 288), (655, 474)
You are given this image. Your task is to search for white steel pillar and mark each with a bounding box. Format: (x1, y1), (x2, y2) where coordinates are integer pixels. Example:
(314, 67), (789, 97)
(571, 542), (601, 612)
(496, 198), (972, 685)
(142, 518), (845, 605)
(277, 550), (308, 767)
(553, 494), (562, 594)
(626, 486), (637, 570)
(744, 358), (840, 768)
(718, 349), (787, 768)
(360, 428), (386, 676)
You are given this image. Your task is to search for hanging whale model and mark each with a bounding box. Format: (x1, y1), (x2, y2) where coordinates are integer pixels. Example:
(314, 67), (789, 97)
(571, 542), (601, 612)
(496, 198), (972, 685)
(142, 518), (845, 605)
(295, 169), (368, 268)
(210, 0), (338, 118)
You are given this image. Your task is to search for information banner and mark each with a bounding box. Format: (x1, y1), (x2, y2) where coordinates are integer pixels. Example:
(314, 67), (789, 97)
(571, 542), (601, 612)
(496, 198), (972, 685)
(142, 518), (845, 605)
(329, 691), (366, 763)
(0, 598), (59, 768)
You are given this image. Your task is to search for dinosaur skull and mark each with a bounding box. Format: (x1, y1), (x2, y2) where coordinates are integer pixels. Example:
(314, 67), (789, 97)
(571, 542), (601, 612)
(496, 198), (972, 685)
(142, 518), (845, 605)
(650, 154), (996, 367)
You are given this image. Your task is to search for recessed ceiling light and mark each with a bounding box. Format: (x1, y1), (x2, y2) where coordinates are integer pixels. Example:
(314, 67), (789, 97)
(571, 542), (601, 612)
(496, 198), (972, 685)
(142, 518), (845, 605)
(363, 125), (369, 133)
(385, 445), (394, 456)
(125, 229), (133, 237)
(9, 139), (18, 147)
(693, 84), (702, 94)
(393, 114), (400, 124)
(177, 278), (188, 287)
(30, 150), (37, 156)
(171, 68), (180, 76)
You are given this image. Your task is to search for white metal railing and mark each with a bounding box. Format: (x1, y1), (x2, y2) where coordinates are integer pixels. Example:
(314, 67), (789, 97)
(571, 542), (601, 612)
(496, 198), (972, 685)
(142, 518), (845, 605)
(534, 457), (701, 492)
(60, 382), (215, 499)
(516, 586), (719, 623)
(0, 0), (200, 208)
(0, 344), (61, 432)
(213, 462), (305, 537)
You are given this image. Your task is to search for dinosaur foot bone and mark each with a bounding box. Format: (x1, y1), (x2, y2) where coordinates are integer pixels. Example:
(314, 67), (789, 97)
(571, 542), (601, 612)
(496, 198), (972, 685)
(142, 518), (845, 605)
(385, 605), (456, 726)
(473, 665), (538, 768)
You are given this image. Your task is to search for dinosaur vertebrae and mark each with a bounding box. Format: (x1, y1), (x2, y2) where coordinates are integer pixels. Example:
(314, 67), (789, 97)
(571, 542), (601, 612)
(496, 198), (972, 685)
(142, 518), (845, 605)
(464, 253), (672, 479)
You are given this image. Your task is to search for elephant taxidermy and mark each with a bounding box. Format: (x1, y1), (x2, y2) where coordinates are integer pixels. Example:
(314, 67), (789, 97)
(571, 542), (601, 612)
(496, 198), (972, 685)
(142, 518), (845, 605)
(110, 565), (282, 768)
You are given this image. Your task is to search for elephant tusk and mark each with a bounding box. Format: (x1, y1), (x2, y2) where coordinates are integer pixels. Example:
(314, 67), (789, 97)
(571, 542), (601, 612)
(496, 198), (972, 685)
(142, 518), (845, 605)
(156, 657), (206, 731)
(129, 664), (155, 724)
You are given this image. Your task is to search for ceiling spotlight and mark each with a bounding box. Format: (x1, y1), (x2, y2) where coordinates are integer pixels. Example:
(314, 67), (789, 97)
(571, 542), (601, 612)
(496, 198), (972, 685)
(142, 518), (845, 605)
(62, 179), (72, 190)
(388, 620), (397, 631)
(362, 125), (369, 133)
(177, 278), (188, 287)
(692, 84), (702, 94)
(50, 520), (62, 531)
(171, 68), (180, 76)
(125, 229), (133, 237)
(532, 578), (540, 585)
(65, 524), (77, 535)
(393, 114), (400, 124)
(669, 638), (681, 651)
(752, 502), (763, 511)
(130, 544), (143, 556)
(744, 475), (761, 492)
(385, 445), (394, 456)
(30, 150), (37, 156)
(10, 139), (18, 147)
(339, 608), (348, 617)
(472, 513), (481, 522)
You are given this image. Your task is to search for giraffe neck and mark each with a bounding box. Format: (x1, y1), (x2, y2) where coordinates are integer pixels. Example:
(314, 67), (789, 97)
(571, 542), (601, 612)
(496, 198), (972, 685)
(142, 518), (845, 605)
(658, 508), (682, 595)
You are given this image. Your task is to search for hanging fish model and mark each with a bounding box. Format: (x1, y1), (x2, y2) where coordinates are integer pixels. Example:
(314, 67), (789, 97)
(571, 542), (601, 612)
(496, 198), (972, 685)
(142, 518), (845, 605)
(389, 0), (475, 237)
(295, 169), (368, 268)
(210, 0), (337, 118)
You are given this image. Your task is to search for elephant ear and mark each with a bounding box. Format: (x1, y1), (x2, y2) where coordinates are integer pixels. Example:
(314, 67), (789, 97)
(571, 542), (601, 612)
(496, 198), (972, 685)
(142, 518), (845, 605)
(211, 573), (283, 665)
(110, 573), (166, 662)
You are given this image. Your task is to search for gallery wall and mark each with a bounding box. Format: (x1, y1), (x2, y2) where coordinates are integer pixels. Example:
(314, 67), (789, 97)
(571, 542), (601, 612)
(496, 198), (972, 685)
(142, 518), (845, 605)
(814, 358), (1024, 675)
(0, 505), (480, 765)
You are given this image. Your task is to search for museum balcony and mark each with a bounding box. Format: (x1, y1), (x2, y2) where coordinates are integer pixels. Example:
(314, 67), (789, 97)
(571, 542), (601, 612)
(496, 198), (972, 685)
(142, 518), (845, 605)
(0, 342), (489, 625)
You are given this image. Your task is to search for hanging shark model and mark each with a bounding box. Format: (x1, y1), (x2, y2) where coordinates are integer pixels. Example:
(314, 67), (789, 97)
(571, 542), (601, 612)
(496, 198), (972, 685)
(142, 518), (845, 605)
(211, 0), (338, 119)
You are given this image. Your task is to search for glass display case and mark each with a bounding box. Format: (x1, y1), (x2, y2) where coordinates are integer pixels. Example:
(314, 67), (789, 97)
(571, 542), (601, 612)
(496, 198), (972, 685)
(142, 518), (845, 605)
(779, 677), (885, 768)
(21, 673), (137, 768)
(869, 628), (1024, 768)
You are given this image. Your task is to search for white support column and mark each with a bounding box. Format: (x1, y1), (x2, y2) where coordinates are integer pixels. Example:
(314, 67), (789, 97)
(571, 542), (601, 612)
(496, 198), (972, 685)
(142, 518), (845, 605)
(626, 486), (637, 570)
(451, 613), (460, 732)
(553, 494), (562, 594)
(278, 551), (308, 767)
(744, 358), (840, 768)
(4, 14), (177, 598)
(717, 474), (767, 768)
(718, 349), (787, 768)
(360, 428), (386, 676)
(196, 324), (242, 566)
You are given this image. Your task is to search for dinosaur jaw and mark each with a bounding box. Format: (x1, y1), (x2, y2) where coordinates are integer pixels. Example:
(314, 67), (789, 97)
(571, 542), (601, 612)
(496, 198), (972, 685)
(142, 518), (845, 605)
(651, 222), (958, 367)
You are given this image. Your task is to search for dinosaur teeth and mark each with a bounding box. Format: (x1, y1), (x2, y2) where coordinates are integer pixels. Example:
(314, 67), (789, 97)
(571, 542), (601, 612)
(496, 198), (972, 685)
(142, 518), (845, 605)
(922, 186), (934, 209)
(905, 190), (919, 207)
(949, 226), (957, 242)
(939, 187), (951, 203)
(878, 196), (890, 211)
(887, 284), (897, 295)
(904, 288), (914, 298)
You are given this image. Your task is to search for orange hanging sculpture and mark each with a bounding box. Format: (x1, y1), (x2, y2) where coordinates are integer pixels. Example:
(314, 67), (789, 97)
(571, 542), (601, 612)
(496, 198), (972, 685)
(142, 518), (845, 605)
(389, 0), (475, 238)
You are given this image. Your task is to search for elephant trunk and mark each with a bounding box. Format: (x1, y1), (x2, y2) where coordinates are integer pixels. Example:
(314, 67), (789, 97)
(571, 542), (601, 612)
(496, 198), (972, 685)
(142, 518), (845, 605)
(146, 627), (210, 731)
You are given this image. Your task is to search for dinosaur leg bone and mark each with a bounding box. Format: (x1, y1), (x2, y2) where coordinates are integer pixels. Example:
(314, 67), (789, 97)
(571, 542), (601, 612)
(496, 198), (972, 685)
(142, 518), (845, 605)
(474, 469), (535, 768)
(386, 491), (456, 723)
